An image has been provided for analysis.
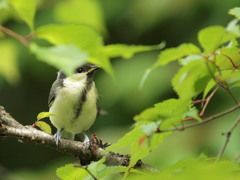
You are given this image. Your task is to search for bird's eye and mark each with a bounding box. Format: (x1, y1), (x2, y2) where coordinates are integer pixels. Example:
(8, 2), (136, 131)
(77, 68), (84, 73)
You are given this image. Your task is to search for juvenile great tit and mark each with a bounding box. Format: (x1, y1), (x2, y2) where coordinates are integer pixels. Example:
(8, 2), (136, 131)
(48, 63), (99, 145)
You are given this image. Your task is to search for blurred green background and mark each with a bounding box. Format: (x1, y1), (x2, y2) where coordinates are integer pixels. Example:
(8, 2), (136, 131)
(1, 0), (240, 179)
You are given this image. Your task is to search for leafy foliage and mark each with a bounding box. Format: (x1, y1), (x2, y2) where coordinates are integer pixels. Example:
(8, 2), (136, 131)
(1, 1), (240, 179)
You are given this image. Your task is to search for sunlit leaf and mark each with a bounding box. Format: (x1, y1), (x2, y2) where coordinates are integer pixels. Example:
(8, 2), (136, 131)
(104, 43), (165, 59)
(157, 43), (201, 66)
(203, 79), (216, 98)
(37, 112), (54, 121)
(57, 164), (88, 180)
(106, 125), (145, 152)
(0, 40), (20, 85)
(8, 0), (36, 30)
(229, 7), (240, 20)
(172, 60), (214, 99)
(198, 26), (236, 53)
(219, 70), (240, 87)
(54, 0), (106, 34)
(35, 121), (52, 134)
(35, 24), (113, 76)
(30, 43), (87, 76)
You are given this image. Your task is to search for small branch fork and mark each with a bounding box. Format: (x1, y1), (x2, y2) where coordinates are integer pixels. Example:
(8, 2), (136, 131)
(0, 25), (34, 47)
(0, 106), (157, 173)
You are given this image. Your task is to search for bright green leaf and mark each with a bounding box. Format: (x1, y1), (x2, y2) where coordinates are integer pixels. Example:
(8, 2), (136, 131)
(220, 70), (240, 87)
(37, 112), (54, 121)
(216, 46), (240, 70)
(172, 60), (213, 99)
(198, 26), (236, 53)
(36, 121), (52, 134)
(226, 19), (240, 36)
(30, 43), (87, 76)
(54, 0), (106, 34)
(57, 164), (88, 180)
(104, 43), (165, 59)
(140, 122), (160, 136)
(0, 40), (20, 85)
(8, 0), (36, 30)
(203, 79), (216, 98)
(229, 7), (240, 20)
(35, 24), (103, 55)
(185, 107), (201, 122)
(35, 24), (114, 76)
(157, 43), (201, 66)
(105, 125), (144, 152)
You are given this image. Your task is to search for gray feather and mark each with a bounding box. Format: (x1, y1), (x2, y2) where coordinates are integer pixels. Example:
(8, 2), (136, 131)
(48, 71), (65, 107)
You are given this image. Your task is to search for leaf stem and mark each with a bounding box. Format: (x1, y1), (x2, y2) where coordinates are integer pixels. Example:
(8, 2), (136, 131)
(158, 104), (240, 133)
(216, 117), (240, 162)
(0, 25), (29, 47)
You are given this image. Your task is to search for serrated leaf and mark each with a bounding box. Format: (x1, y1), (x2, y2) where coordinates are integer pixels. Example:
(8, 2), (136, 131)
(226, 19), (240, 36)
(0, 39), (20, 85)
(30, 43), (87, 76)
(103, 43), (165, 59)
(37, 112), (54, 121)
(8, 0), (36, 30)
(35, 24), (113, 76)
(36, 121), (52, 134)
(203, 79), (216, 98)
(172, 60), (213, 99)
(105, 125), (144, 152)
(157, 43), (201, 66)
(216, 46), (240, 70)
(140, 122), (160, 136)
(219, 70), (240, 87)
(57, 164), (88, 180)
(229, 7), (240, 20)
(198, 26), (236, 53)
(135, 98), (190, 126)
(54, 0), (106, 34)
(185, 107), (201, 122)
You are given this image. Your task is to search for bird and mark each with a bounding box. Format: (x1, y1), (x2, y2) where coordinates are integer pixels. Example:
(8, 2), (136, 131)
(48, 63), (99, 145)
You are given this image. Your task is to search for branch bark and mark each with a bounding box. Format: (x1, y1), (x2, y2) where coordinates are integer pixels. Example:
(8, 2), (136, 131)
(0, 106), (158, 172)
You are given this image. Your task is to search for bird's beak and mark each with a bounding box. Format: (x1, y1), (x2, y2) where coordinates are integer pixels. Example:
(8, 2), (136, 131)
(86, 65), (100, 75)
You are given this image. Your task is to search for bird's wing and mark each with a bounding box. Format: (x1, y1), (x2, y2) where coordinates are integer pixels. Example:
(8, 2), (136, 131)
(48, 79), (63, 107)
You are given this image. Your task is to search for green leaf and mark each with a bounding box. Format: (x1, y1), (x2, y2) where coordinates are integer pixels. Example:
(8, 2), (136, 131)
(35, 24), (103, 53)
(203, 79), (216, 98)
(37, 112), (54, 121)
(54, 0), (106, 34)
(8, 0), (36, 30)
(226, 19), (240, 36)
(103, 43), (165, 59)
(157, 158), (240, 180)
(216, 46), (240, 70)
(157, 43), (201, 66)
(36, 121), (52, 134)
(105, 125), (144, 152)
(0, 39), (20, 85)
(229, 7), (240, 20)
(172, 60), (213, 99)
(219, 70), (240, 87)
(35, 24), (113, 76)
(57, 164), (88, 180)
(198, 26), (236, 53)
(185, 107), (201, 122)
(135, 98), (190, 126)
(30, 43), (87, 76)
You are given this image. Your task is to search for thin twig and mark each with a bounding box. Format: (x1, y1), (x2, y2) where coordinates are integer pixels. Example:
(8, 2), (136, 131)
(216, 117), (240, 162)
(0, 25), (29, 47)
(84, 166), (98, 180)
(199, 85), (220, 117)
(159, 104), (240, 133)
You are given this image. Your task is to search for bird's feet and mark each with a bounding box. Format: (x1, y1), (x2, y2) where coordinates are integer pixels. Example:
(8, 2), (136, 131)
(83, 133), (90, 147)
(54, 129), (62, 146)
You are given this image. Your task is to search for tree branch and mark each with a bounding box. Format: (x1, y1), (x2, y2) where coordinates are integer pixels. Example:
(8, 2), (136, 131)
(158, 104), (240, 133)
(0, 106), (157, 172)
